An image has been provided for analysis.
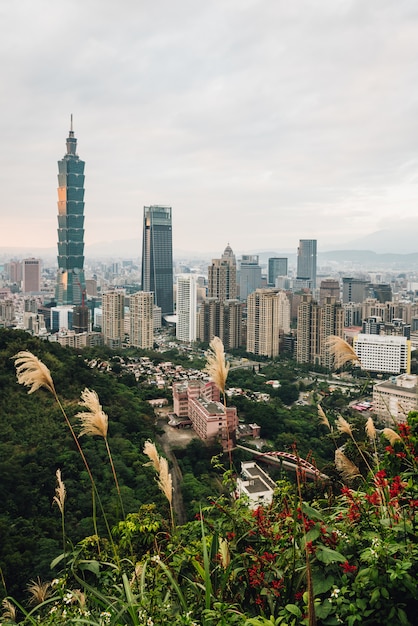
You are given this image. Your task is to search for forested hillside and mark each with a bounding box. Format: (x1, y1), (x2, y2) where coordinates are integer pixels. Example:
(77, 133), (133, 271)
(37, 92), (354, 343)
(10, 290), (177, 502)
(0, 330), (163, 598)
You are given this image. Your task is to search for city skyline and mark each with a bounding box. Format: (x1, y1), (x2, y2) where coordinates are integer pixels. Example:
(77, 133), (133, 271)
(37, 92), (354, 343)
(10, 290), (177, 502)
(1, 2), (418, 255)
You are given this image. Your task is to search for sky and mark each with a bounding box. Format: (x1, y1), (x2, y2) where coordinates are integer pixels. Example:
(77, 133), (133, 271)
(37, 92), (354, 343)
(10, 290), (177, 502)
(1, 0), (418, 257)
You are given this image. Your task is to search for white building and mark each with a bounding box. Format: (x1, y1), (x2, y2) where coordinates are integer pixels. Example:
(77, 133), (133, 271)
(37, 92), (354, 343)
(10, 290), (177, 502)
(236, 461), (276, 509)
(176, 275), (197, 342)
(102, 290), (125, 349)
(373, 374), (418, 424)
(354, 334), (411, 375)
(130, 291), (154, 349)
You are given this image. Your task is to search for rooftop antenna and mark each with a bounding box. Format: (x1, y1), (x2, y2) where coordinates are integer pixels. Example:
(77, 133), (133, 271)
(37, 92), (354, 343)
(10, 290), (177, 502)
(70, 113), (73, 132)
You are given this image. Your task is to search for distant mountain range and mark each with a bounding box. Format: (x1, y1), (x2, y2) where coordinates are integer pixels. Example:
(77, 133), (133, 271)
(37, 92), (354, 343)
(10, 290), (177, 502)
(1, 227), (417, 266)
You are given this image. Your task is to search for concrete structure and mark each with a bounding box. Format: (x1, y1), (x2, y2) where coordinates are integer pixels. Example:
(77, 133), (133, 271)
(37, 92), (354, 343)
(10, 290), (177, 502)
(268, 258), (288, 287)
(141, 205), (173, 315)
(102, 290), (125, 349)
(238, 255), (262, 300)
(56, 117), (86, 306)
(354, 334), (411, 375)
(207, 244), (237, 301)
(176, 274), (197, 342)
(130, 291), (154, 349)
(373, 374), (418, 424)
(246, 289), (290, 358)
(22, 258), (41, 293)
(236, 461), (276, 509)
(296, 240), (317, 289)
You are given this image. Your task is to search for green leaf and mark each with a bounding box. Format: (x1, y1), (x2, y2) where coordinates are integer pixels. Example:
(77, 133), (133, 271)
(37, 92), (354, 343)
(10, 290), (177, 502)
(285, 604), (302, 617)
(313, 575), (335, 595)
(78, 559), (100, 576)
(316, 546), (347, 564)
(370, 587), (380, 605)
(302, 503), (323, 520)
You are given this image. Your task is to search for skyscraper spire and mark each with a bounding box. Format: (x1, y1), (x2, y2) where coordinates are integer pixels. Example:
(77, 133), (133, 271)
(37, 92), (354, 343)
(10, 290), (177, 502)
(56, 120), (86, 306)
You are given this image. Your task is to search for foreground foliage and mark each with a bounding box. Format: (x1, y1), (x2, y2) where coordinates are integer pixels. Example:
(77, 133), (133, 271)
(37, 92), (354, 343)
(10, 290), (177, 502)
(1, 336), (418, 624)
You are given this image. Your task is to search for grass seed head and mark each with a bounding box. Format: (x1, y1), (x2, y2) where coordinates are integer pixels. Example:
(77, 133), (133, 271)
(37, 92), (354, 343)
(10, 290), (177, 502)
(13, 351), (55, 395)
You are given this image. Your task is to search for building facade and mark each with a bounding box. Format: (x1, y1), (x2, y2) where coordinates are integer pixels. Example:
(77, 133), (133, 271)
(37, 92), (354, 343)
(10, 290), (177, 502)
(55, 118), (86, 306)
(102, 290), (125, 349)
(130, 291), (154, 349)
(141, 205), (173, 315)
(296, 240), (317, 289)
(268, 257), (288, 287)
(22, 258), (41, 293)
(296, 294), (344, 368)
(246, 289), (290, 358)
(207, 244), (237, 301)
(176, 274), (197, 342)
(354, 334), (411, 375)
(373, 374), (418, 424)
(238, 255), (262, 300)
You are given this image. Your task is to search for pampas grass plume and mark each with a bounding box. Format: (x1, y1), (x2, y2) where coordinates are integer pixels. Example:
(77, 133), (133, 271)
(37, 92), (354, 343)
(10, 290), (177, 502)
(143, 440), (161, 473)
(335, 449), (361, 482)
(382, 428), (402, 445)
(76, 388), (108, 438)
(13, 351), (55, 395)
(204, 336), (229, 395)
(365, 417), (376, 441)
(336, 415), (353, 436)
(27, 577), (51, 605)
(52, 468), (66, 515)
(1, 599), (16, 621)
(326, 336), (360, 370)
(317, 404), (330, 430)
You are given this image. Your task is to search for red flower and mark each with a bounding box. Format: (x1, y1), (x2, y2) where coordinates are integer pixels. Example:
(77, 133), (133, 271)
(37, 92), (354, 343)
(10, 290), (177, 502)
(340, 561), (357, 574)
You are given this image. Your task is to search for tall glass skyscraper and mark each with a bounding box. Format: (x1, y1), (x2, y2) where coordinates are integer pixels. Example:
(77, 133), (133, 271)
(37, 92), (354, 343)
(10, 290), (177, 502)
(141, 205), (173, 315)
(55, 117), (86, 306)
(296, 239), (317, 289)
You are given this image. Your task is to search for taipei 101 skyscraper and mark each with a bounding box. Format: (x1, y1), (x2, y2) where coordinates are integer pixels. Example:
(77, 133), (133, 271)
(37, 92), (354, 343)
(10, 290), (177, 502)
(55, 116), (86, 306)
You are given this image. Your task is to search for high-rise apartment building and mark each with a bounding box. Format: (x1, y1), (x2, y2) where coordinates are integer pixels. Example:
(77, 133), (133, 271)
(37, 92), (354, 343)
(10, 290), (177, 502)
(102, 290), (125, 349)
(296, 294), (343, 367)
(130, 291), (154, 349)
(296, 240), (317, 289)
(197, 298), (243, 350)
(56, 117), (86, 306)
(22, 258), (41, 293)
(247, 289), (290, 358)
(238, 255), (262, 300)
(268, 258), (288, 286)
(176, 275), (197, 343)
(141, 205), (173, 316)
(208, 244), (237, 301)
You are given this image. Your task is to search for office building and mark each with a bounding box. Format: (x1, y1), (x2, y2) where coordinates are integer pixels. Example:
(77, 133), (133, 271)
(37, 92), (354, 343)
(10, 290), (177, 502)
(373, 374), (418, 424)
(238, 255), (262, 300)
(22, 258), (41, 293)
(102, 290), (125, 349)
(176, 274), (197, 343)
(55, 117), (86, 306)
(141, 205), (173, 315)
(208, 244), (237, 301)
(354, 334), (410, 375)
(296, 240), (317, 289)
(130, 291), (154, 349)
(268, 258), (288, 287)
(342, 277), (369, 304)
(246, 289), (290, 358)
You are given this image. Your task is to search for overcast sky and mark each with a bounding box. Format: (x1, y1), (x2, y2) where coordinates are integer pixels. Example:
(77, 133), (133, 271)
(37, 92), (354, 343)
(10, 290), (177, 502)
(1, 0), (418, 256)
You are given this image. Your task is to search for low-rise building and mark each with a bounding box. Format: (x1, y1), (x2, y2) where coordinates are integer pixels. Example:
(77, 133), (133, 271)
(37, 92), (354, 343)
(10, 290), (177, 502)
(236, 461), (276, 509)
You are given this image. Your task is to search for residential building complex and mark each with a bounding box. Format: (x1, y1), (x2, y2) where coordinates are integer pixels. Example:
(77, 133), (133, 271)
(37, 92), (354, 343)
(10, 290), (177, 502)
(102, 290), (125, 349)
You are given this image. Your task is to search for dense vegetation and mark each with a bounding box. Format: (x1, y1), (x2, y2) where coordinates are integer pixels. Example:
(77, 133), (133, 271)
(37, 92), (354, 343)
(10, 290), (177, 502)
(1, 330), (417, 624)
